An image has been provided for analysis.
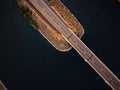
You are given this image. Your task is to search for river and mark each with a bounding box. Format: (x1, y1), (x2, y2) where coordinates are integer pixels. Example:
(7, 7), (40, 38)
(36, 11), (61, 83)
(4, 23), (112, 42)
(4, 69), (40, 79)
(0, 0), (120, 89)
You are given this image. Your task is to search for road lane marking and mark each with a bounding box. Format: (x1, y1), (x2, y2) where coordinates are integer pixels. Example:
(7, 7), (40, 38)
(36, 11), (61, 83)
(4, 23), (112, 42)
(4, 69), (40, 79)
(67, 33), (73, 39)
(37, 0), (44, 8)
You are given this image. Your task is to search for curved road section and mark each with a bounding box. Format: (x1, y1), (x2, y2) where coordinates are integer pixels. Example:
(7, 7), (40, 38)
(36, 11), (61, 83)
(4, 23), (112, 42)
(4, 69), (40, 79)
(27, 0), (120, 89)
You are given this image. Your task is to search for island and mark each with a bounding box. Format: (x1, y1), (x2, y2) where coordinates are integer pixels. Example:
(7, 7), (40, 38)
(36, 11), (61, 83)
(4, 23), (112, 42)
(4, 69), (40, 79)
(11, 0), (84, 51)
(11, 0), (120, 89)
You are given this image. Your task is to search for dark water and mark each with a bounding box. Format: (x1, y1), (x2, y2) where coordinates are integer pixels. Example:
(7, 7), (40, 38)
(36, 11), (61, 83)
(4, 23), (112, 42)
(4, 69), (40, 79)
(0, 0), (120, 90)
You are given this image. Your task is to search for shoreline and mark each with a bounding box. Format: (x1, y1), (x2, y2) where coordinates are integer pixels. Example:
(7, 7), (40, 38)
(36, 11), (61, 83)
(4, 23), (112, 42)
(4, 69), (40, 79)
(0, 80), (7, 90)
(24, 0), (72, 52)
(11, 0), (84, 52)
(37, 29), (72, 52)
(49, 0), (84, 38)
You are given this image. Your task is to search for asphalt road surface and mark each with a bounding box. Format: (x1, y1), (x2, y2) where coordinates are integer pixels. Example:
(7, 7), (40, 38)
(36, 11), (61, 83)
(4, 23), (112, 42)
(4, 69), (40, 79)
(27, 0), (120, 89)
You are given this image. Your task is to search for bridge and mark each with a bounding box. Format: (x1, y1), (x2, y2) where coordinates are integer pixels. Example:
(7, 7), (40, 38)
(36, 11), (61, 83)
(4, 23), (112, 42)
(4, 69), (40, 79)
(26, 0), (120, 89)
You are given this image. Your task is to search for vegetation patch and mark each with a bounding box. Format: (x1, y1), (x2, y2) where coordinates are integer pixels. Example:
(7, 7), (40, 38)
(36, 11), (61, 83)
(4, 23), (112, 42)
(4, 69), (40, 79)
(47, 0), (55, 6)
(11, 0), (39, 29)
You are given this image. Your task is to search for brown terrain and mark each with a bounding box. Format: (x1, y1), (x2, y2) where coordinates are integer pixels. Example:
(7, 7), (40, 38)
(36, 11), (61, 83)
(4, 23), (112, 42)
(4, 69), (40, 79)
(17, 0), (84, 51)
(48, 0), (84, 37)
(0, 81), (7, 90)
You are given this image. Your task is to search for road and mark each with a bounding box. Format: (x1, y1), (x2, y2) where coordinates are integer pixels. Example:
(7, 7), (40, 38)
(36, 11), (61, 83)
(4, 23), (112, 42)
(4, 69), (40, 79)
(27, 0), (120, 89)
